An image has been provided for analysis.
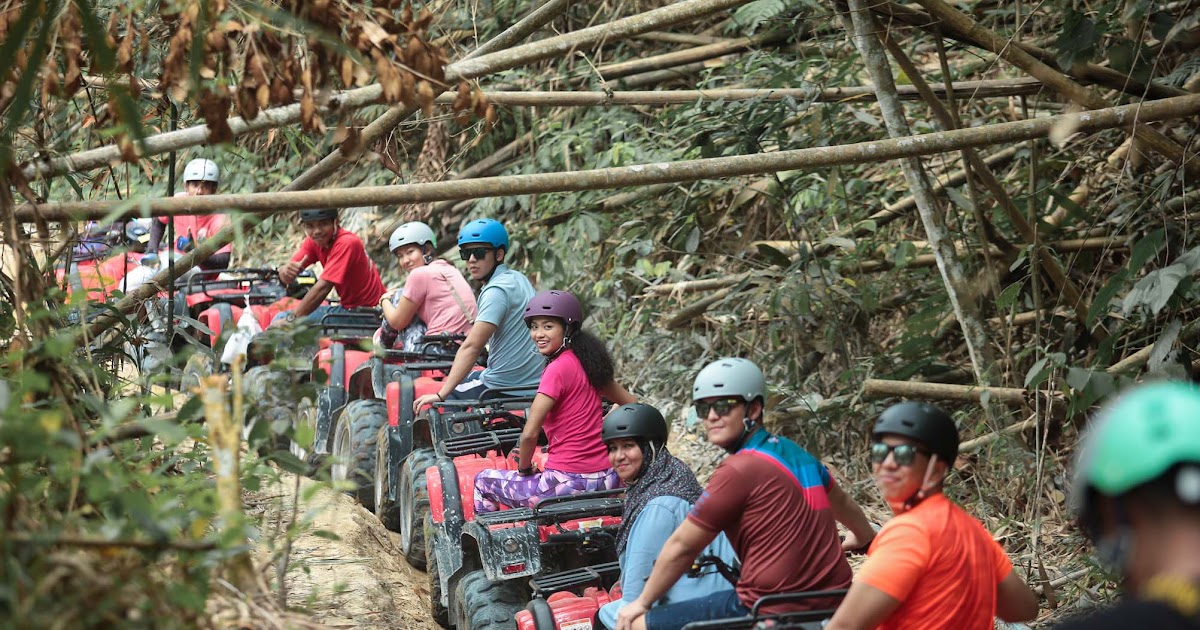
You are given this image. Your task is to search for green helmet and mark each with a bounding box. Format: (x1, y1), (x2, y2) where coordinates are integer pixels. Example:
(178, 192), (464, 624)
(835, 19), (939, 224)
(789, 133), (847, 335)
(1073, 381), (1200, 518)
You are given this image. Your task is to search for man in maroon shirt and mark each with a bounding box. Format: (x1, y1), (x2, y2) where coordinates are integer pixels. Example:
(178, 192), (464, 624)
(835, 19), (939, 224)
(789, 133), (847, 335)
(273, 208), (386, 324)
(616, 358), (876, 630)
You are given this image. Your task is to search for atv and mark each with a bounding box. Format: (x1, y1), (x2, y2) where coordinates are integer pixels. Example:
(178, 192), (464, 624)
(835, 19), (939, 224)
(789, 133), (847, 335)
(240, 308), (382, 470)
(327, 332), (467, 513)
(423, 421), (625, 630)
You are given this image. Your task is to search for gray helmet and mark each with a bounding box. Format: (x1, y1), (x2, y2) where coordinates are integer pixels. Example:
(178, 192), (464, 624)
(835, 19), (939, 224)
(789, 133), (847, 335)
(299, 208), (338, 223)
(692, 358), (766, 403)
(872, 401), (959, 464)
(602, 403), (668, 444)
(389, 221), (436, 253)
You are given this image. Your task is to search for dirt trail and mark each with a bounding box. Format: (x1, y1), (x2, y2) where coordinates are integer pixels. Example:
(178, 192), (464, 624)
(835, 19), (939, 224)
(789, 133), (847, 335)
(259, 475), (439, 630)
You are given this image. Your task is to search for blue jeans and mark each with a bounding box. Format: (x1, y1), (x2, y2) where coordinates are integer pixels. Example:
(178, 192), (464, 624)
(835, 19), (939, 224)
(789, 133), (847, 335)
(644, 590), (748, 630)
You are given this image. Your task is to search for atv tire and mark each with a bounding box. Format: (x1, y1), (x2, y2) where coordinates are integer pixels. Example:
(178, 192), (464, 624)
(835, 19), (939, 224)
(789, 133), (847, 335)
(454, 569), (526, 630)
(181, 351), (214, 393)
(241, 365), (294, 452)
(290, 396), (321, 476)
(374, 423), (403, 532)
(330, 399), (386, 510)
(398, 447), (437, 569)
(427, 515), (450, 628)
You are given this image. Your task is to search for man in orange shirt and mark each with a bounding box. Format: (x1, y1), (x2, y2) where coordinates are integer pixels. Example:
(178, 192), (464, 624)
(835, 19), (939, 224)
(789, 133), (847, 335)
(824, 401), (1038, 630)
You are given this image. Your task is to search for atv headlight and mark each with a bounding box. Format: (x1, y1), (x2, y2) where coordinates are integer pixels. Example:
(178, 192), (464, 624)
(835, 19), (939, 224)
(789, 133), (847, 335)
(502, 536), (520, 553)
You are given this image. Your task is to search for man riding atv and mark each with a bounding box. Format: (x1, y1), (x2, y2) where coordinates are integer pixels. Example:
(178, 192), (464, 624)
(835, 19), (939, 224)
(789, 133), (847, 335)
(273, 208), (386, 324)
(145, 157), (234, 271)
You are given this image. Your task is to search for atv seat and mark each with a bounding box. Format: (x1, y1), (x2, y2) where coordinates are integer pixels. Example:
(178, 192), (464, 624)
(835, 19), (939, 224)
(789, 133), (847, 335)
(679, 589), (847, 630)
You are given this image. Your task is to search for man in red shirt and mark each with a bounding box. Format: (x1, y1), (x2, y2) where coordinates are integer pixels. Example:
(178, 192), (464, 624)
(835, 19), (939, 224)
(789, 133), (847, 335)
(616, 358), (877, 630)
(274, 208), (386, 324)
(145, 158), (234, 270)
(823, 401), (1038, 630)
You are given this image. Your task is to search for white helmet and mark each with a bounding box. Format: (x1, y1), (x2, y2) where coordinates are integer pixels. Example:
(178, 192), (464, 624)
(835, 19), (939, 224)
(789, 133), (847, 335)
(692, 357), (766, 403)
(389, 221), (437, 253)
(183, 158), (219, 184)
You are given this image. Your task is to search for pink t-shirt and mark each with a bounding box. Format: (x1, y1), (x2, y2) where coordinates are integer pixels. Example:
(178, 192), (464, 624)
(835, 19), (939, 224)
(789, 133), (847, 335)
(538, 349), (610, 474)
(401, 260), (477, 335)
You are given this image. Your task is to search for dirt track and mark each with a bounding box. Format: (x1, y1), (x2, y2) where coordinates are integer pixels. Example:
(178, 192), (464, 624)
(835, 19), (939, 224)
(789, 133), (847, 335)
(263, 475), (439, 630)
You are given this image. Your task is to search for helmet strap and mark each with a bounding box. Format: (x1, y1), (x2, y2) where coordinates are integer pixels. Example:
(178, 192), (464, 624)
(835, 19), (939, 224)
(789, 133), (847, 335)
(726, 401), (762, 454)
(901, 454), (942, 512)
(422, 244), (434, 265)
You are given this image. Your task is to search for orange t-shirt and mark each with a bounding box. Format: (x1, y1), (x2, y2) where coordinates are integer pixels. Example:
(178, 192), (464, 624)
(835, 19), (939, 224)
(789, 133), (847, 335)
(855, 493), (1013, 630)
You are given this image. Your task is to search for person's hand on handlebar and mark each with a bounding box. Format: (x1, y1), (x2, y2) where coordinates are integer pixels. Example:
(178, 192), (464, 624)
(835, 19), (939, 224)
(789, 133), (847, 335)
(413, 390), (446, 414)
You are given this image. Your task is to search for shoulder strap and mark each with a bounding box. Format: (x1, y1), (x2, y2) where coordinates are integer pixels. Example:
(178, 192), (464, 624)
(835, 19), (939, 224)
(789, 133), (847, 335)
(437, 267), (475, 325)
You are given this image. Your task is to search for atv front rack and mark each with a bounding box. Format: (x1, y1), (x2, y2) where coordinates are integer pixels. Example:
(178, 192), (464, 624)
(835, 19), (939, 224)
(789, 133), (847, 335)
(473, 490), (625, 527)
(442, 428), (523, 457)
(529, 561), (620, 596)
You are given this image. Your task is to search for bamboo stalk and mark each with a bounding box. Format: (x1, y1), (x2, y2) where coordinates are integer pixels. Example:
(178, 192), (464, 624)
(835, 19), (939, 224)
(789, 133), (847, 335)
(644, 271), (755, 295)
(24, 0), (752, 182)
(633, 31), (731, 46)
(909, 0), (1200, 177)
(201, 375), (256, 592)
(844, 0), (994, 383)
(863, 378), (1051, 406)
(875, 1), (1188, 101)
(24, 94), (1200, 222)
(439, 79), (1046, 106)
(959, 417), (1039, 452)
(594, 30), (791, 80)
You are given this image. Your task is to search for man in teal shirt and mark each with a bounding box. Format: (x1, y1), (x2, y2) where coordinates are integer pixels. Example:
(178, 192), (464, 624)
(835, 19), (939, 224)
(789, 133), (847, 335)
(412, 218), (542, 410)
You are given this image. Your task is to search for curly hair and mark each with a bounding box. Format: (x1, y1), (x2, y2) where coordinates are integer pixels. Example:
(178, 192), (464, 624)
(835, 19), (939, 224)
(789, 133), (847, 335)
(568, 329), (615, 390)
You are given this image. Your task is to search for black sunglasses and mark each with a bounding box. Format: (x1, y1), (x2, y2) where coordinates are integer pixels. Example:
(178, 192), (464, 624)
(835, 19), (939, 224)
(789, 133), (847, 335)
(869, 442), (930, 466)
(459, 247), (493, 261)
(694, 398), (744, 418)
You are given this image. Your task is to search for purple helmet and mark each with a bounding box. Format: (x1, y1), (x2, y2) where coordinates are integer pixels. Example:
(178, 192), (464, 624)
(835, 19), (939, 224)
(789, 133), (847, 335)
(524, 290), (583, 330)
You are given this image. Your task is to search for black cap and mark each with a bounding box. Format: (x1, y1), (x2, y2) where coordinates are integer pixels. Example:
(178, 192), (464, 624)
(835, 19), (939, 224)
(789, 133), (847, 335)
(602, 403), (668, 444)
(299, 208), (338, 223)
(872, 401), (959, 463)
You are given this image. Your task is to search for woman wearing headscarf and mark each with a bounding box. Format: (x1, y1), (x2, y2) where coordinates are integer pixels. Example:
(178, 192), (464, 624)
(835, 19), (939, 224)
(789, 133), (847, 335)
(597, 403), (738, 630)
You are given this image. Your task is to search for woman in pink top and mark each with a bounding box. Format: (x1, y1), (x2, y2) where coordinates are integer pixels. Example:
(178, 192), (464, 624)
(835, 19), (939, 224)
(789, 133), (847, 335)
(474, 290), (636, 513)
(377, 221), (477, 352)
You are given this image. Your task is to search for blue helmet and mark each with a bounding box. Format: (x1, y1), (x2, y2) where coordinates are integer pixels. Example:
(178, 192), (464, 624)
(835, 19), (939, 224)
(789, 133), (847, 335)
(457, 218), (509, 250)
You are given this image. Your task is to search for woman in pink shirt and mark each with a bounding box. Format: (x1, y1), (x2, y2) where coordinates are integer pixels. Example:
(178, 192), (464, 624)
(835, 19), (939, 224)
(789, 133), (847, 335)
(377, 221), (477, 352)
(474, 290), (636, 512)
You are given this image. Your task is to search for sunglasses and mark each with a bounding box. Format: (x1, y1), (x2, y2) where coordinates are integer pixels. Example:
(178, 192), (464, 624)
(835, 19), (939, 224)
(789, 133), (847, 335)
(869, 442), (930, 466)
(459, 247), (493, 261)
(694, 398), (743, 418)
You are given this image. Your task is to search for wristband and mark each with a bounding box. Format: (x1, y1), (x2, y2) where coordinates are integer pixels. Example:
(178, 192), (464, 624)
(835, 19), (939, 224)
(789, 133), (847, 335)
(436, 392), (444, 401)
(518, 466), (535, 477)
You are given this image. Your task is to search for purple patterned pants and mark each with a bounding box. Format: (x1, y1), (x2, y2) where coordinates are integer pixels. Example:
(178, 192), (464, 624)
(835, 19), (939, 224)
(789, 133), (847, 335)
(474, 468), (621, 513)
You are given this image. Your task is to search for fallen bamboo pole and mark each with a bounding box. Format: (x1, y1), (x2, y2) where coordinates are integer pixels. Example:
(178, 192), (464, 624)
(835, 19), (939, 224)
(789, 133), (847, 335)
(22, 0), (754, 182)
(958, 417), (1039, 453)
(644, 271), (757, 295)
(593, 29), (791, 80)
(910, 0), (1200, 177)
(436, 79), (1046, 106)
(862, 378), (1053, 406)
(22, 93), (1200, 221)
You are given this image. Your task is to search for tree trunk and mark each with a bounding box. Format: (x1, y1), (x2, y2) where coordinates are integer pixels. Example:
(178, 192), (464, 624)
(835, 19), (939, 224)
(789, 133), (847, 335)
(842, 0), (994, 384)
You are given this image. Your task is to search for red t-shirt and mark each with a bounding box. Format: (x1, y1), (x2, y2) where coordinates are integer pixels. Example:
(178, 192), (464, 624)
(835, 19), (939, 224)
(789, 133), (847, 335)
(537, 349), (610, 474)
(687, 438), (852, 613)
(158, 214), (233, 255)
(856, 493), (1014, 630)
(290, 228), (385, 309)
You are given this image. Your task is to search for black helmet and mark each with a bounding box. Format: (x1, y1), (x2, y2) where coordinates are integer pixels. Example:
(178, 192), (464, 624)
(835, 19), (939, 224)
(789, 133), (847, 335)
(602, 403), (668, 444)
(299, 208), (338, 223)
(872, 401), (959, 464)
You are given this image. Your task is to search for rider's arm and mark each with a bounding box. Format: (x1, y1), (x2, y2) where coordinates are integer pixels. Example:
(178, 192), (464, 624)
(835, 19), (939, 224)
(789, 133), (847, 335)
(147, 218), (166, 252)
(995, 566), (1038, 621)
(439, 321), (496, 398)
(827, 483), (876, 550)
(630, 519), (717, 609)
(382, 294), (419, 330)
(822, 583), (901, 630)
(599, 380), (637, 406)
(516, 393), (554, 472)
(293, 278), (334, 317)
